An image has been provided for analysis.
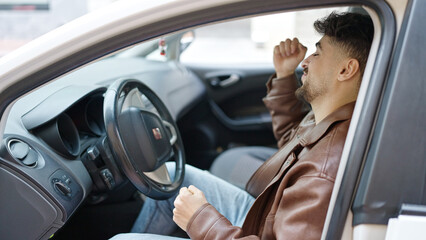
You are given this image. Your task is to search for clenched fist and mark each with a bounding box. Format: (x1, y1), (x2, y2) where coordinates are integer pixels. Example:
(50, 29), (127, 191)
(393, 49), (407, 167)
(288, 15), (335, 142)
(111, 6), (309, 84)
(173, 185), (208, 231)
(273, 38), (307, 78)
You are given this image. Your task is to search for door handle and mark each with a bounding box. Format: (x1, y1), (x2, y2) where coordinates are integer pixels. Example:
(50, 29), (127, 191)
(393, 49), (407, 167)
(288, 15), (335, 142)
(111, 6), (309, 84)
(209, 74), (240, 88)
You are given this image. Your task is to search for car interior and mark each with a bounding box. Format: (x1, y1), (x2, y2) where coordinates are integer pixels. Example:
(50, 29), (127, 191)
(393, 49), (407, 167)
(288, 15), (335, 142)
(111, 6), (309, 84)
(0, 2), (399, 239)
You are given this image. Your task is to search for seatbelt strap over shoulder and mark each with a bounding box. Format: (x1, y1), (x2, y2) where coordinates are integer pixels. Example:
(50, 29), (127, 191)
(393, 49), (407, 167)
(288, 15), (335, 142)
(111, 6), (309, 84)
(245, 138), (302, 198)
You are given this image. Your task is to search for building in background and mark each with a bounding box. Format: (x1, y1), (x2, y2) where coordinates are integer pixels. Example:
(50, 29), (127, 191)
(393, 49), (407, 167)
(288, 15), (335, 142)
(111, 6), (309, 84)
(0, 0), (115, 56)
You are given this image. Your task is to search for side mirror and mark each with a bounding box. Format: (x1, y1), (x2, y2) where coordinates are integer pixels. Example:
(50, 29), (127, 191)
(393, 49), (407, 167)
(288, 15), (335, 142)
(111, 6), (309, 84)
(180, 31), (195, 53)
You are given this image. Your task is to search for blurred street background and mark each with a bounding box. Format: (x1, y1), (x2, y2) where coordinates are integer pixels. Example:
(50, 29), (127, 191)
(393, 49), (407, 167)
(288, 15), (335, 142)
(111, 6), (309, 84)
(0, 0), (115, 57)
(1, 0), (344, 63)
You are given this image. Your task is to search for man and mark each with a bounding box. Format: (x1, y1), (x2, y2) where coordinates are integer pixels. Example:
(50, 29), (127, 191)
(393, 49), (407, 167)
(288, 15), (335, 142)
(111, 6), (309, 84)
(112, 11), (374, 240)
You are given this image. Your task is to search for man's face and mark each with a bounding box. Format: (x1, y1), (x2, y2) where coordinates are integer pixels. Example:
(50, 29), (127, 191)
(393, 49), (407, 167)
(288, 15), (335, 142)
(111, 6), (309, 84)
(296, 36), (343, 103)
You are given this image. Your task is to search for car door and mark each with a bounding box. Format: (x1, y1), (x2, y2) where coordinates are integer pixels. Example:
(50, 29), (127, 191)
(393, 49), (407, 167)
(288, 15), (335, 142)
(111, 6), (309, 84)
(178, 61), (277, 169)
(181, 17), (279, 151)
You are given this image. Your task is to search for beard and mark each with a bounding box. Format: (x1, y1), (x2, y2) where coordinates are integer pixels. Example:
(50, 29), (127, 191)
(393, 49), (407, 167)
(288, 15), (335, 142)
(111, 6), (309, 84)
(295, 74), (326, 103)
(295, 84), (311, 103)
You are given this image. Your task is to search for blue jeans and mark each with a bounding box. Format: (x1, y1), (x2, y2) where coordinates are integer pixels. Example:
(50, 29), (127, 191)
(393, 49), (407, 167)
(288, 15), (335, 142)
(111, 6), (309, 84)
(110, 163), (255, 240)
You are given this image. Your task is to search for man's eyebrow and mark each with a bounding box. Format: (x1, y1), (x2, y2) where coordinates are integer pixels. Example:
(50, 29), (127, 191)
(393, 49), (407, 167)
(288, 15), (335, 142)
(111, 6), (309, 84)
(315, 41), (322, 50)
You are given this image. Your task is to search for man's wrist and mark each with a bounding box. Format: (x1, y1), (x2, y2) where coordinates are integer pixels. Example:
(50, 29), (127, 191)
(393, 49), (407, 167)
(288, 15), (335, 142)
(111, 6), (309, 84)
(276, 71), (295, 79)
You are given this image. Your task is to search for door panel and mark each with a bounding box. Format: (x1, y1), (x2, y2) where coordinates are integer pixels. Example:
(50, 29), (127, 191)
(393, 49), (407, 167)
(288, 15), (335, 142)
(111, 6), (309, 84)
(176, 64), (276, 170)
(188, 63), (274, 132)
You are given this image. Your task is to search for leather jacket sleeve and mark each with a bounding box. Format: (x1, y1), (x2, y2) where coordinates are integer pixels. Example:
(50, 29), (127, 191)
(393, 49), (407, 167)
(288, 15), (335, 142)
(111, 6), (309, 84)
(186, 203), (256, 240)
(186, 175), (334, 240)
(263, 74), (308, 148)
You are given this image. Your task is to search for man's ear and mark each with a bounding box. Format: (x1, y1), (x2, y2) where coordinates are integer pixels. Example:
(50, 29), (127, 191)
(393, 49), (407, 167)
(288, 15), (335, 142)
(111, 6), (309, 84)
(337, 58), (359, 82)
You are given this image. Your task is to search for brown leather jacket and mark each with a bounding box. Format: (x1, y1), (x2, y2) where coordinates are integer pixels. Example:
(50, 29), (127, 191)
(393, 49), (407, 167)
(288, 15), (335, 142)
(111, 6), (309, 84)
(187, 75), (355, 240)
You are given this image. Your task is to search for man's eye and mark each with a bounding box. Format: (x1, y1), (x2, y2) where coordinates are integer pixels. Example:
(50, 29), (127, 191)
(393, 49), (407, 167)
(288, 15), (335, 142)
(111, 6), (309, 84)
(313, 53), (319, 56)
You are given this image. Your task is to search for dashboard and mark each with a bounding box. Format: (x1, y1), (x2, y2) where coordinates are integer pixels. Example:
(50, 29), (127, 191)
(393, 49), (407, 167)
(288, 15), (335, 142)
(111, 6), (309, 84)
(0, 57), (205, 239)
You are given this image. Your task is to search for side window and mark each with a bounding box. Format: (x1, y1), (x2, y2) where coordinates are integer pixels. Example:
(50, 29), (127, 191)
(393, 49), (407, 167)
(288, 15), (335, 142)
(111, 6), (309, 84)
(180, 8), (347, 65)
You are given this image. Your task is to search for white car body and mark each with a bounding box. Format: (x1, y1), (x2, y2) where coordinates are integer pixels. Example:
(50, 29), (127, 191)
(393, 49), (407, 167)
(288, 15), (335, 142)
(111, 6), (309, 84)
(1, 0), (424, 239)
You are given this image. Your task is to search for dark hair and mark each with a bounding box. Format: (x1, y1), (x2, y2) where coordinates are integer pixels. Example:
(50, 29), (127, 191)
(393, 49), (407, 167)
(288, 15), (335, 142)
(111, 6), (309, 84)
(314, 12), (374, 75)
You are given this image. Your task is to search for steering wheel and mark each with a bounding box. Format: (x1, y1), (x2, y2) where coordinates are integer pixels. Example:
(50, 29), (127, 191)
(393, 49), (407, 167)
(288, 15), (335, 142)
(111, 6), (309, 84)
(103, 79), (185, 199)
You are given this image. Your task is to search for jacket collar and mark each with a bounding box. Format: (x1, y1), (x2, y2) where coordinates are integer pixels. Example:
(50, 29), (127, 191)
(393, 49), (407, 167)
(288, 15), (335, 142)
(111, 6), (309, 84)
(299, 102), (355, 147)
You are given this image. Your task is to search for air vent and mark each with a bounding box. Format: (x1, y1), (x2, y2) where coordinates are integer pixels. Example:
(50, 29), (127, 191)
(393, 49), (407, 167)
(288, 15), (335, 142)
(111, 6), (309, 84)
(8, 139), (39, 168)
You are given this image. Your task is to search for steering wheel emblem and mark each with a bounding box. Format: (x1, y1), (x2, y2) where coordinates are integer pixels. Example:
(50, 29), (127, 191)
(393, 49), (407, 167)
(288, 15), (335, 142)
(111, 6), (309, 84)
(152, 128), (163, 140)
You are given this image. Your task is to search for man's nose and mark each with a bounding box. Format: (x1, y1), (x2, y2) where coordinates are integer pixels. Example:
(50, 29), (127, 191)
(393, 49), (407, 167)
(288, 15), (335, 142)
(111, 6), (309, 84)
(301, 56), (310, 69)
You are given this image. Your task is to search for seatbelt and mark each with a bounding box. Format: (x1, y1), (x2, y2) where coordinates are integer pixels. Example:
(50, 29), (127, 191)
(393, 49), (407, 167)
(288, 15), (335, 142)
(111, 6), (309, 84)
(245, 137), (302, 198)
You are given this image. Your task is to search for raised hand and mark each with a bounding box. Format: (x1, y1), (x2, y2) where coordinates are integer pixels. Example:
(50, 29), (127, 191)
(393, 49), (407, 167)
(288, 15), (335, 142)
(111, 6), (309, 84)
(273, 38), (307, 78)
